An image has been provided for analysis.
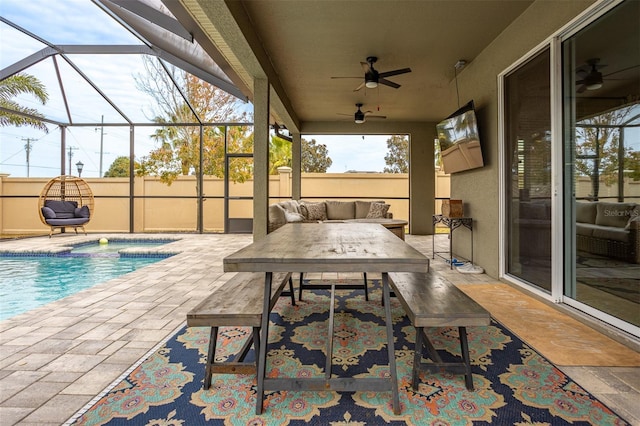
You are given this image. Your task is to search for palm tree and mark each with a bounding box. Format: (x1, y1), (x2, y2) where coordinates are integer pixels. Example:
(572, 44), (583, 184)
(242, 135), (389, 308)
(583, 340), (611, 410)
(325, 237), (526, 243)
(0, 73), (49, 132)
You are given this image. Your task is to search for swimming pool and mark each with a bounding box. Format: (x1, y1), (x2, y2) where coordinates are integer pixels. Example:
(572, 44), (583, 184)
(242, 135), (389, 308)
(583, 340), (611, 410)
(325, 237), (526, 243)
(0, 239), (176, 320)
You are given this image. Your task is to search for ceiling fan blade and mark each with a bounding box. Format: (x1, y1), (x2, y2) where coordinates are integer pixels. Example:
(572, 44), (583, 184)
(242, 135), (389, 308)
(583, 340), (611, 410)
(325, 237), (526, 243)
(603, 64), (640, 78)
(379, 67), (411, 78)
(367, 115), (387, 119)
(353, 81), (365, 92)
(360, 61), (371, 73)
(577, 84), (587, 93)
(378, 78), (401, 89)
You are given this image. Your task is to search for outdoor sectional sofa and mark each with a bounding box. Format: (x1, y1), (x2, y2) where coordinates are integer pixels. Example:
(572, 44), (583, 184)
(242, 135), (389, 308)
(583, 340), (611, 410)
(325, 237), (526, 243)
(40, 199), (91, 237)
(576, 201), (639, 263)
(517, 199), (639, 263)
(268, 199), (394, 233)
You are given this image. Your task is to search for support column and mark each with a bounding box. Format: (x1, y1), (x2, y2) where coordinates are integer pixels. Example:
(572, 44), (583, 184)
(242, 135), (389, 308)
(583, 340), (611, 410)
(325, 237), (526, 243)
(292, 132), (301, 200)
(253, 78), (270, 240)
(277, 166), (292, 200)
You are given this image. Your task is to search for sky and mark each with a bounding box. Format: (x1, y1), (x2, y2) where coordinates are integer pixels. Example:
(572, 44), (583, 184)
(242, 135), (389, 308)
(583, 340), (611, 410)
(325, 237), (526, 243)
(0, 0), (397, 178)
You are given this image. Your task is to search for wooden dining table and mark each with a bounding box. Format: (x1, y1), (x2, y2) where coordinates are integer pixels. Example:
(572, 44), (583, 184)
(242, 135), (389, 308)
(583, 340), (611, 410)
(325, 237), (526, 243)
(223, 222), (430, 415)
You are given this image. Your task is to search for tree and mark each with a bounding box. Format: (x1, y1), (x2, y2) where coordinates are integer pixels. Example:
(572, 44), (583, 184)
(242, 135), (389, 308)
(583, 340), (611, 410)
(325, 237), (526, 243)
(575, 105), (640, 198)
(270, 135), (292, 174)
(104, 156), (139, 177)
(133, 58), (252, 185)
(301, 138), (332, 172)
(0, 73), (49, 132)
(383, 135), (409, 173)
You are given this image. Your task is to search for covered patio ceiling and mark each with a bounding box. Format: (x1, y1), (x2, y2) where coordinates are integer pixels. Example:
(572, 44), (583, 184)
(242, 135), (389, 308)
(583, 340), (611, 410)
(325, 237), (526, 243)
(165, 0), (639, 133)
(167, 0), (535, 131)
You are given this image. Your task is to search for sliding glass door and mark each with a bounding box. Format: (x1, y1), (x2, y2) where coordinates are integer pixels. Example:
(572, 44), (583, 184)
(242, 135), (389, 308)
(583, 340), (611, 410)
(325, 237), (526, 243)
(562, 0), (639, 329)
(503, 49), (553, 292)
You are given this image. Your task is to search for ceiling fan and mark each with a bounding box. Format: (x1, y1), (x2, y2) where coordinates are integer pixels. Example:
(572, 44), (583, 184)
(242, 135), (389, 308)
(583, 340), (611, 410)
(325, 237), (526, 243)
(576, 58), (640, 93)
(576, 58), (606, 92)
(331, 56), (412, 91)
(338, 103), (387, 124)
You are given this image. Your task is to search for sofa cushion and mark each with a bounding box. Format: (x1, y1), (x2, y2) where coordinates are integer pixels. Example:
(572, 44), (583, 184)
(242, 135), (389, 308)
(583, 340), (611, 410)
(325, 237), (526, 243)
(592, 225), (630, 243)
(299, 201), (327, 221)
(576, 223), (594, 236)
(575, 201), (597, 224)
(595, 202), (636, 228)
(74, 205), (90, 218)
(355, 200), (385, 219)
(366, 202), (390, 219)
(41, 206), (57, 219)
(325, 201), (355, 220)
(45, 217), (89, 226)
(44, 200), (78, 219)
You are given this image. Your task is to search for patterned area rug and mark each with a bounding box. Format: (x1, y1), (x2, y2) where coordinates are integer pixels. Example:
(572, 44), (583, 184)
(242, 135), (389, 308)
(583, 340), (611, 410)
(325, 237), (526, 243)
(71, 281), (628, 425)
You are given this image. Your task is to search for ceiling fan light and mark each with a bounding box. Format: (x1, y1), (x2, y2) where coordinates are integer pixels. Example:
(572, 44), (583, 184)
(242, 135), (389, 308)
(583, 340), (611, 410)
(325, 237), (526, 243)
(365, 80), (378, 88)
(355, 118), (365, 124)
(585, 70), (603, 90)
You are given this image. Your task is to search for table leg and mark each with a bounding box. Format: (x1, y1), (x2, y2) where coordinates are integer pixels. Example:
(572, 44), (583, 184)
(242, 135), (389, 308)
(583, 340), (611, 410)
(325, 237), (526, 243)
(325, 283), (336, 379)
(255, 272), (273, 415)
(382, 273), (400, 414)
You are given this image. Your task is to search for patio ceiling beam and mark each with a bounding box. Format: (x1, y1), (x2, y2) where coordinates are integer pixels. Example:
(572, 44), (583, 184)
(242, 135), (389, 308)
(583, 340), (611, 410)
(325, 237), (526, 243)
(96, 0), (246, 102)
(0, 106), (65, 127)
(0, 47), (58, 80)
(107, 0), (193, 42)
(59, 54), (133, 125)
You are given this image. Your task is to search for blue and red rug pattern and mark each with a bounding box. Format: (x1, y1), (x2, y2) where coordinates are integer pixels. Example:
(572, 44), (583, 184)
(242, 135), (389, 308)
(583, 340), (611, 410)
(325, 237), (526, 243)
(72, 281), (628, 425)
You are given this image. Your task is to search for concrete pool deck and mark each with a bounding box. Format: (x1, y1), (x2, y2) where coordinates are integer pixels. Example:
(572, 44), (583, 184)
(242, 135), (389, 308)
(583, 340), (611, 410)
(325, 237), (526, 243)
(0, 233), (638, 425)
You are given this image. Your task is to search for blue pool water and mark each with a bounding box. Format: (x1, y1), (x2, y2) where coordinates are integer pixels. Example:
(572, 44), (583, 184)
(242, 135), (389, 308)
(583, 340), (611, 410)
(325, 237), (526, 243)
(0, 240), (175, 320)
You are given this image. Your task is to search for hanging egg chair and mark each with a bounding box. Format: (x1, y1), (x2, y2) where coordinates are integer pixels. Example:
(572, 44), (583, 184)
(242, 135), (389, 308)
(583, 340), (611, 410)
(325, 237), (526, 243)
(38, 175), (94, 237)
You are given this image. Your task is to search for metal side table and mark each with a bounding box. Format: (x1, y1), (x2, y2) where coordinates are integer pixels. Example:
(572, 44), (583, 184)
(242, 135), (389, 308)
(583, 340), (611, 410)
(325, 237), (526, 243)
(432, 214), (473, 269)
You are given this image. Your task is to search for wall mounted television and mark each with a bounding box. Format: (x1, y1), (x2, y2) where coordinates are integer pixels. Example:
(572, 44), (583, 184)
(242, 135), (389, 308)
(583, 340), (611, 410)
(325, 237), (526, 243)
(436, 100), (484, 174)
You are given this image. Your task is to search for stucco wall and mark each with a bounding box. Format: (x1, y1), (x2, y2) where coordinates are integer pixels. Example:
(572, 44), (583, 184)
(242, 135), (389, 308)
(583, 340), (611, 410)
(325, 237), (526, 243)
(449, 0), (596, 278)
(0, 172), (416, 236)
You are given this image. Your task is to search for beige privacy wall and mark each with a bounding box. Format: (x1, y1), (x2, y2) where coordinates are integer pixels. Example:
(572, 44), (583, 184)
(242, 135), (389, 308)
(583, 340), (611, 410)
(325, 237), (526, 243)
(0, 172), (417, 235)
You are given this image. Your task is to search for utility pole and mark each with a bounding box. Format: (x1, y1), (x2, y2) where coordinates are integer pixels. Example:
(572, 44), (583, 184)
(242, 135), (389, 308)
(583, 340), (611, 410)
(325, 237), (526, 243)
(67, 146), (78, 175)
(22, 138), (33, 177)
(96, 115), (105, 177)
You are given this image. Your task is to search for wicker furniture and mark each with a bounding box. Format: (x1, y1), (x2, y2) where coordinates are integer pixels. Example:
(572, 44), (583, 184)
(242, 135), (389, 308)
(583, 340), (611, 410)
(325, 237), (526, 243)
(38, 175), (94, 237)
(576, 201), (639, 263)
(268, 199), (395, 233)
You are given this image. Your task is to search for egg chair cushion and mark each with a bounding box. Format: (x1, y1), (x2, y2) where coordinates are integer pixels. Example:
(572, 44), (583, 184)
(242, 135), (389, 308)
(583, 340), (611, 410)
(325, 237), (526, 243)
(44, 200), (78, 219)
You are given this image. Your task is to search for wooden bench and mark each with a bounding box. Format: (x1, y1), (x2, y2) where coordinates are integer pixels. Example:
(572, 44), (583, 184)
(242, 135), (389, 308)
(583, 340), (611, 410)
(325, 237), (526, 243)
(387, 271), (490, 391)
(186, 272), (294, 389)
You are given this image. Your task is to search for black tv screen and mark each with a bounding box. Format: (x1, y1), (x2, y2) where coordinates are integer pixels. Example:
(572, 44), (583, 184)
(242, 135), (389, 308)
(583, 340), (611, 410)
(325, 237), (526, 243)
(436, 100), (484, 174)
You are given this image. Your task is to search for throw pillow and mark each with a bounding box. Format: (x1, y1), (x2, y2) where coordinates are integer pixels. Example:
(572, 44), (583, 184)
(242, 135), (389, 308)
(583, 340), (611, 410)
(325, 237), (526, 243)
(300, 202), (327, 221)
(41, 206), (56, 219)
(284, 211), (305, 223)
(595, 202), (636, 228)
(74, 205), (90, 218)
(366, 202), (390, 219)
